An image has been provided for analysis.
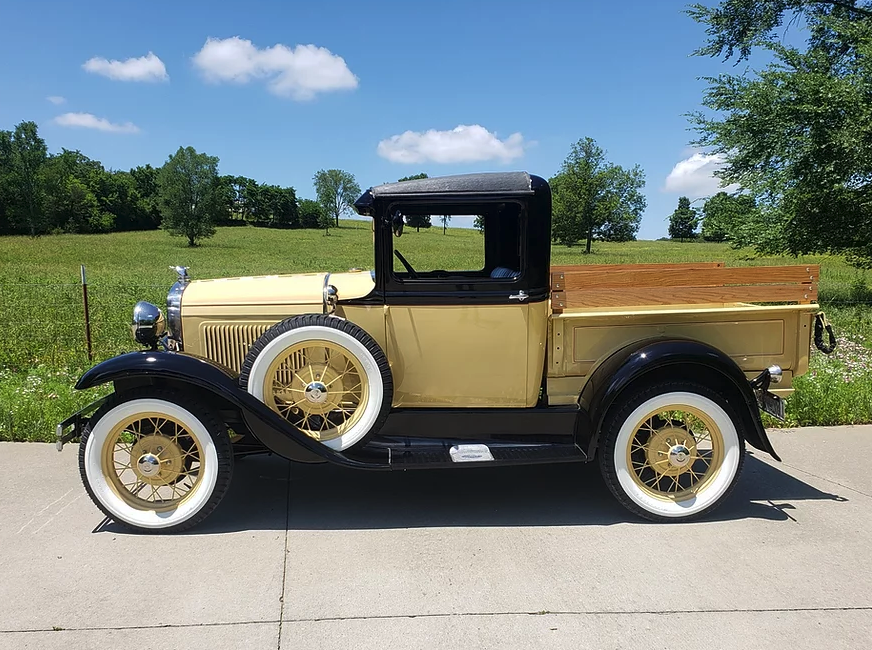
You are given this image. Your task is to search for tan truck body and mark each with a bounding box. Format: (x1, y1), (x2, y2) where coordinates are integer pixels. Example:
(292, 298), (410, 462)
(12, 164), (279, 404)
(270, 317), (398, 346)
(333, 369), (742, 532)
(178, 262), (818, 410)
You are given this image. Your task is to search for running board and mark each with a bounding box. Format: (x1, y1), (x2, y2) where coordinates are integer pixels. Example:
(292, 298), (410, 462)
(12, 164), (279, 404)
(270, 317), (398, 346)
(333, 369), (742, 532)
(345, 439), (587, 470)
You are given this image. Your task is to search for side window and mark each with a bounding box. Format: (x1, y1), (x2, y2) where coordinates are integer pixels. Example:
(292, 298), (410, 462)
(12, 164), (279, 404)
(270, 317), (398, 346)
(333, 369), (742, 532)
(390, 202), (524, 282)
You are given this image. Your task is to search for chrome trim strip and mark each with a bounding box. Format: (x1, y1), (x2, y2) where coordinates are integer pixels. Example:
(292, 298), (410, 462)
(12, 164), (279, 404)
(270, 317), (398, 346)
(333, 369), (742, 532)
(166, 280), (188, 346)
(322, 273), (338, 315)
(322, 272), (332, 314)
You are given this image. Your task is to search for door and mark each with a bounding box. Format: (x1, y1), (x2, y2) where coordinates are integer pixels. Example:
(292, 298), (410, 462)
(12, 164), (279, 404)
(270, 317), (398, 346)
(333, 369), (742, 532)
(381, 201), (544, 408)
(386, 302), (532, 407)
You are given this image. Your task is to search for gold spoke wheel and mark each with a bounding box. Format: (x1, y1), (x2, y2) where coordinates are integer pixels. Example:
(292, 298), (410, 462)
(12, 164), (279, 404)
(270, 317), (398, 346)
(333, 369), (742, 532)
(101, 413), (204, 512)
(264, 340), (369, 442)
(626, 405), (724, 501)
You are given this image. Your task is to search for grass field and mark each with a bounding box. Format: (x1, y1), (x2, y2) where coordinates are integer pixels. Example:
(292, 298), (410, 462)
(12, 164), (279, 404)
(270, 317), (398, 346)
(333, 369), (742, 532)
(2, 220), (872, 441)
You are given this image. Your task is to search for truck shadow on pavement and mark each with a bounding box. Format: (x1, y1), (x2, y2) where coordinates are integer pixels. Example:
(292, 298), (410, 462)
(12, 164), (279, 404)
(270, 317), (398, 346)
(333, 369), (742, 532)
(94, 451), (848, 534)
(140, 450), (847, 535)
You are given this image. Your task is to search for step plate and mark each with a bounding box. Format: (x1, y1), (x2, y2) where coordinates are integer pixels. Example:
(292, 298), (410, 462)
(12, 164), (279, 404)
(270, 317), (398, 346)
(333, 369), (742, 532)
(449, 444), (495, 463)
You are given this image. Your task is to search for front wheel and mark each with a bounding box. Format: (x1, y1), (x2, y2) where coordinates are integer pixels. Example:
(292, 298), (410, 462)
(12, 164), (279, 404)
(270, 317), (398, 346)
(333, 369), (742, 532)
(599, 382), (745, 522)
(78, 388), (233, 533)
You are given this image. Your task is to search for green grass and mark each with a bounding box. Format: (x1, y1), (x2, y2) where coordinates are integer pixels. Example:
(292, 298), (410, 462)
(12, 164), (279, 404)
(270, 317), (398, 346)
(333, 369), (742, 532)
(2, 220), (872, 441)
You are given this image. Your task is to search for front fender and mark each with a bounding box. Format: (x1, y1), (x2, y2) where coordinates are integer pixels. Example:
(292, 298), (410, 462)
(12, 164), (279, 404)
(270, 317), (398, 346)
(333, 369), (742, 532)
(75, 351), (388, 469)
(576, 338), (780, 461)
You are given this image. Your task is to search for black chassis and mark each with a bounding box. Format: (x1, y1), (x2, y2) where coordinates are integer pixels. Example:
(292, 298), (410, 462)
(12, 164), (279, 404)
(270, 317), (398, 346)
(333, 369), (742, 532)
(58, 337), (782, 469)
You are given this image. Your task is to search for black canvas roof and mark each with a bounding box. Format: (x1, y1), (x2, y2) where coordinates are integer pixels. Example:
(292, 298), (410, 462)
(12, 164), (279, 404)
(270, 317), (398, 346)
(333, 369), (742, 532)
(371, 172), (533, 197)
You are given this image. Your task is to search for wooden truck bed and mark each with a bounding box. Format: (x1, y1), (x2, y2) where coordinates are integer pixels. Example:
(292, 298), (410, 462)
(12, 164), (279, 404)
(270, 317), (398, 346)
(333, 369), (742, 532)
(546, 262), (819, 406)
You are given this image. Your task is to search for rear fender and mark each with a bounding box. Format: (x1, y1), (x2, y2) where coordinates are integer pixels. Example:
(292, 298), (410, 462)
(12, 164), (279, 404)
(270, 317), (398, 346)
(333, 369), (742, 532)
(575, 338), (780, 461)
(75, 351), (388, 468)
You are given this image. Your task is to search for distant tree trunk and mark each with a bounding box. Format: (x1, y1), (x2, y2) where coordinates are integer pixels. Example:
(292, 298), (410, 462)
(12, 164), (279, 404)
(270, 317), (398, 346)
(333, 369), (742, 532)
(188, 234), (196, 247)
(585, 224), (593, 254)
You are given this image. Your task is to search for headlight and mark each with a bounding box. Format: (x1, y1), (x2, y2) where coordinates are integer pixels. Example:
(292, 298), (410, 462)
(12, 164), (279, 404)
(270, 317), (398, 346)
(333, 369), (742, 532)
(132, 301), (166, 348)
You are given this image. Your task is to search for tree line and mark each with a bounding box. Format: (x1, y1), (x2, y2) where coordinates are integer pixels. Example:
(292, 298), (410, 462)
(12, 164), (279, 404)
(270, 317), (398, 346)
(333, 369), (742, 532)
(0, 120), (362, 245)
(666, 192), (759, 243)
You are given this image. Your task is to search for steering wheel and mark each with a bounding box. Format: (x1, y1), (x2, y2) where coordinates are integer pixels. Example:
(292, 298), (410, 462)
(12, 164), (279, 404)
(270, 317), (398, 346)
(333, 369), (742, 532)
(394, 250), (418, 278)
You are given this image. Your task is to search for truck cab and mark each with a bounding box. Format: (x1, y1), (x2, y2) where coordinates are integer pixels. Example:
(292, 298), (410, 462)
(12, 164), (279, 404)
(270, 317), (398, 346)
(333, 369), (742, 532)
(59, 172), (825, 532)
(356, 172), (552, 408)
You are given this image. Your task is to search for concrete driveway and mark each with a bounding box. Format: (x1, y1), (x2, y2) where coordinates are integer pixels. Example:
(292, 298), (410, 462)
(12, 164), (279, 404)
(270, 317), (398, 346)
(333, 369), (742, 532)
(1, 426), (870, 649)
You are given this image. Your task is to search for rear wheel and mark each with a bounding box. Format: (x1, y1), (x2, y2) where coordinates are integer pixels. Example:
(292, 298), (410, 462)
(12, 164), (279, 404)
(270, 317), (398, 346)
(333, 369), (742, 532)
(78, 388), (233, 533)
(599, 382), (745, 522)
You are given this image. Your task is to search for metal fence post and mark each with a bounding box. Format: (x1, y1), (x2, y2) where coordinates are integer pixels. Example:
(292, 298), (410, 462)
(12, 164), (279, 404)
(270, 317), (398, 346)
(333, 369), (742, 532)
(81, 264), (93, 362)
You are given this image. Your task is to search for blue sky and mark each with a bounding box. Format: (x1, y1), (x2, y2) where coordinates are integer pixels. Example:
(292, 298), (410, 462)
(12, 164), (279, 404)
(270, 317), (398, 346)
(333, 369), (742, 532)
(0, 0), (741, 239)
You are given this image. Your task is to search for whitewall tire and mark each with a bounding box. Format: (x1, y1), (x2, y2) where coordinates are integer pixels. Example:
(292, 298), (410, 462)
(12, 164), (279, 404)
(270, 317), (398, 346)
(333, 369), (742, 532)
(239, 314), (393, 451)
(78, 389), (233, 533)
(599, 383), (745, 522)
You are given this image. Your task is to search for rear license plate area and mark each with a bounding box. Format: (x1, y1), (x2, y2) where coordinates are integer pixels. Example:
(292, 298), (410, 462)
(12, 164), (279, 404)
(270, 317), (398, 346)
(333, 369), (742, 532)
(757, 390), (785, 421)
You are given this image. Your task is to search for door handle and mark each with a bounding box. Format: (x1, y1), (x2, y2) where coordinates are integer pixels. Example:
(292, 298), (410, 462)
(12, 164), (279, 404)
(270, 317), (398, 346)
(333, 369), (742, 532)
(509, 290), (528, 302)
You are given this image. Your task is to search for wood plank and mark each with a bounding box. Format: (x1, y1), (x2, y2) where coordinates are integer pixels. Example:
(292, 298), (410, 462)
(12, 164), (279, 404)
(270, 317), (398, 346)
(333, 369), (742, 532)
(561, 283), (818, 308)
(558, 265), (818, 291)
(550, 261), (724, 273)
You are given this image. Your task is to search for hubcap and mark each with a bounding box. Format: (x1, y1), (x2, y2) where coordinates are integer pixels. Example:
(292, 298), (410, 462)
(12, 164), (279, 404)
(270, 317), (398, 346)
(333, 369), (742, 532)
(305, 381), (328, 404)
(668, 444), (691, 468)
(137, 453), (161, 477)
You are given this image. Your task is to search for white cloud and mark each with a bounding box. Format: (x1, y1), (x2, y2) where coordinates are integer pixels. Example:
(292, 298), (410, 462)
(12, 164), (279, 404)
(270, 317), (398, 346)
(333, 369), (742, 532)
(53, 112), (140, 134)
(82, 52), (168, 82)
(377, 124), (526, 164)
(663, 152), (740, 197)
(192, 36), (358, 100)
(46, 95), (66, 105)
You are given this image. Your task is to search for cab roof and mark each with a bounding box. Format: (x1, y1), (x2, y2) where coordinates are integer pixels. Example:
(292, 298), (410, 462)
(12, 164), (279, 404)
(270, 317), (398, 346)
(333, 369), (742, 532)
(354, 172), (541, 215)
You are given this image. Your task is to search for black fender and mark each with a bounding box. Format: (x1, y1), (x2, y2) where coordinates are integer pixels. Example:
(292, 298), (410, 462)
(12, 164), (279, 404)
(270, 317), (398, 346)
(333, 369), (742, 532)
(75, 351), (389, 469)
(575, 338), (780, 461)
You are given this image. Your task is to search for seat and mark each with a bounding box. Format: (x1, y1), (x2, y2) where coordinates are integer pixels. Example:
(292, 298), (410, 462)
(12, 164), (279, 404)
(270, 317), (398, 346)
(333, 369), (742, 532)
(490, 266), (519, 279)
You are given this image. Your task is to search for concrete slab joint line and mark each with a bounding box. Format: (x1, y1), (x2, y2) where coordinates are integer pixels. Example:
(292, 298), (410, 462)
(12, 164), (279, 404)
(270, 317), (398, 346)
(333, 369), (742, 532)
(4, 606), (872, 634)
(276, 461), (292, 650)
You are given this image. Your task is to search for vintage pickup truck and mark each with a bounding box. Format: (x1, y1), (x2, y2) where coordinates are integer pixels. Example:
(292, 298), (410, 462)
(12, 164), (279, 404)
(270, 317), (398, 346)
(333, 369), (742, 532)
(58, 172), (832, 532)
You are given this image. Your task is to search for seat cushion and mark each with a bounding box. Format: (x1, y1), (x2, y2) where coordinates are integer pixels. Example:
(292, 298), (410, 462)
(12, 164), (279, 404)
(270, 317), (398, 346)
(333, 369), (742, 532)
(490, 266), (519, 279)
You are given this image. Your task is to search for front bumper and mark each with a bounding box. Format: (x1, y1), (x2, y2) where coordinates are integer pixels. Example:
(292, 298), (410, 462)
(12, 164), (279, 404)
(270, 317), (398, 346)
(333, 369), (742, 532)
(55, 395), (111, 451)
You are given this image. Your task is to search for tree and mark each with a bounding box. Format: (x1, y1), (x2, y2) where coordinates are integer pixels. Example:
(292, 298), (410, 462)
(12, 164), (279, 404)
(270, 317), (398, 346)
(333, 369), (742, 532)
(157, 146), (221, 246)
(473, 215), (484, 233)
(0, 130), (14, 234)
(397, 173), (432, 231)
(260, 184), (299, 228)
(550, 138), (646, 253)
(701, 192), (758, 242)
(313, 169), (360, 228)
(299, 198), (325, 230)
(128, 164), (162, 229)
(669, 197), (700, 242)
(688, 0), (872, 266)
(440, 214), (451, 234)
(222, 175), (263, 224)
(41, 149), (113, 233)
(7, 121), (48, 236)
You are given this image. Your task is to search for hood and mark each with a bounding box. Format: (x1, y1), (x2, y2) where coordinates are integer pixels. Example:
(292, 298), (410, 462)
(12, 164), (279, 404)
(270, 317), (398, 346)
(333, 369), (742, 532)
(182, 270), (375, 308)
